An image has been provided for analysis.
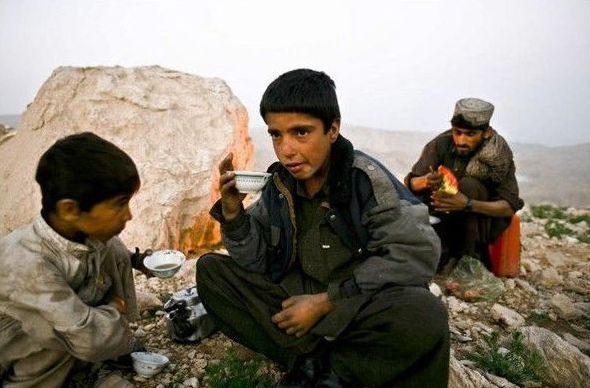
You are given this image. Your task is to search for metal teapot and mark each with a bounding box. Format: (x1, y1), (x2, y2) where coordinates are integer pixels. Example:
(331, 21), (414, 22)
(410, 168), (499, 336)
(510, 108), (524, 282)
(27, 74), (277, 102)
(163, 286), (215, 343)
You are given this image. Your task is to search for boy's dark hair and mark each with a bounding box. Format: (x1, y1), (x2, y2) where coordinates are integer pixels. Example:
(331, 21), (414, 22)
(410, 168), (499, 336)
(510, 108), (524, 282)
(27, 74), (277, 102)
(260, 69), (341, 132)
(35, 132), (140, 214)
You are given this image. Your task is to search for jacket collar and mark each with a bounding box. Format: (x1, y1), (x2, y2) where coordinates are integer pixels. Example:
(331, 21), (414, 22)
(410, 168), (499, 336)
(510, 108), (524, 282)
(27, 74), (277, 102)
(268, 134), (355, 207)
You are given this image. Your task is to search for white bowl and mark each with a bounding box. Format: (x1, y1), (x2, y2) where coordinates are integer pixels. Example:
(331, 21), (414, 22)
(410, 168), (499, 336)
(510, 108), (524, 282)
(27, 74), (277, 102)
(131, 351), (169, 378)
(233, 171), (271, 193)
(143, 250), (185, 279)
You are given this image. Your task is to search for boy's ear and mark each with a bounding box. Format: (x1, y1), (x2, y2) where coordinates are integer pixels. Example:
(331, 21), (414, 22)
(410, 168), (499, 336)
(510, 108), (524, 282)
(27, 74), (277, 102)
(55, 199), (82, 222)
(328, 119), (341, 143)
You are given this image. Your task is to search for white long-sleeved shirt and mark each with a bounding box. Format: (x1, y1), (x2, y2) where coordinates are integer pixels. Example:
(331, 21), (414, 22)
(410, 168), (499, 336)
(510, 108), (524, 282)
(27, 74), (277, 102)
(0, 216), (137, 371)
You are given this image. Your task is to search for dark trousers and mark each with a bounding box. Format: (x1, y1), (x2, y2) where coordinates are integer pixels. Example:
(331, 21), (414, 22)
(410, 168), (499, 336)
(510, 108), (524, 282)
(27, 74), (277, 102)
(196, 253), (450, 387)
(434, 177), (510, 269)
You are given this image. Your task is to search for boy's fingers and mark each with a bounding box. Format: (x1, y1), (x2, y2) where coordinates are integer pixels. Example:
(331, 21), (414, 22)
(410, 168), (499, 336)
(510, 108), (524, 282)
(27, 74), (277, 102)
(218, 153), (234, 175)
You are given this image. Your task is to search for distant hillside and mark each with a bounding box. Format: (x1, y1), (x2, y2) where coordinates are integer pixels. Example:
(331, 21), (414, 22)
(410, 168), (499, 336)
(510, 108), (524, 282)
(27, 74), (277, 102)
(0, 115), (20, 128)
(250, 125), (590, 209)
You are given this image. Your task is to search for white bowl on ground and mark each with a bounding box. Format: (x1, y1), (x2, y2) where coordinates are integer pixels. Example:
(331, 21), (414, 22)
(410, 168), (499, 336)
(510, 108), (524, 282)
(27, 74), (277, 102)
(233, 171), (271, 193)
(131, 351), (169, 378)
(143, 250), (185, 279)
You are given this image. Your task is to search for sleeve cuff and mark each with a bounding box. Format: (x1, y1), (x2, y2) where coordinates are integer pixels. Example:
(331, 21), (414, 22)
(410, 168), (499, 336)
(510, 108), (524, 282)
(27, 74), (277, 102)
(209, 200), (250, 240)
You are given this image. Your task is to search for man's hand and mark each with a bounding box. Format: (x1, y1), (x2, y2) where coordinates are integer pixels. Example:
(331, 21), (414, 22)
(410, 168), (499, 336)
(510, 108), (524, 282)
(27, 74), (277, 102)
(218, 153), (246, 221)
(424, 170), (443, 190)
(271, 293), (334, 338)
(431, 190), (469, 213)
(410, 169), (442, 192)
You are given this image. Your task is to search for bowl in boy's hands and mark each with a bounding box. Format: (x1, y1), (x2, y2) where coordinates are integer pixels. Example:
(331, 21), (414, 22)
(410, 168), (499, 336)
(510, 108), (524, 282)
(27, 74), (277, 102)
(233, 171), (271, 193)
(131, 351), (169, 377)
(143, 250), (185, 279)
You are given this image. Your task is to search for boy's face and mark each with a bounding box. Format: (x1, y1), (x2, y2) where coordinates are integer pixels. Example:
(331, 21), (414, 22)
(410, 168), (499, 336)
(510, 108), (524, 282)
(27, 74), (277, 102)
(74, 194), (134, 242)
(266, 112), (339, 194)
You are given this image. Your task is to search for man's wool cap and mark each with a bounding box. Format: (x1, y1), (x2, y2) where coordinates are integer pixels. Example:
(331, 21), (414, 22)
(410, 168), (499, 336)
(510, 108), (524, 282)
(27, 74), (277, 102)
(452, 98), (494, 129)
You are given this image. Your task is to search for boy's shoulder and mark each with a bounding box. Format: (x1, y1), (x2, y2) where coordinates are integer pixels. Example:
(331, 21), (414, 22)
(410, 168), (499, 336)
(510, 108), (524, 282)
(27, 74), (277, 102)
(0, 221), (45, 279)
(351, 150), (421, 206)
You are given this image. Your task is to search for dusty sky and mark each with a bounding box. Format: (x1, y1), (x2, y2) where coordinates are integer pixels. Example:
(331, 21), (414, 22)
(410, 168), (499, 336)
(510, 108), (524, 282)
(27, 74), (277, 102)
(1, 0), (589, 145)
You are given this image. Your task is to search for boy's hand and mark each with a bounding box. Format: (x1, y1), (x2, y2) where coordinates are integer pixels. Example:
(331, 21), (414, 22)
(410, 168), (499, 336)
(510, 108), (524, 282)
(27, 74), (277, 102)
(271, 293), (334, 338)
(131, 247), (154, 277)
(108, 296), (127, 315)
(218, 153), (246, 220)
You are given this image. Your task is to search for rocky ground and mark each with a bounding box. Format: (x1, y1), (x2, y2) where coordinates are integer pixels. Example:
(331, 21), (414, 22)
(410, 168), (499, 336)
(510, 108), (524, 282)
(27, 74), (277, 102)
(108, 206), (590, 388)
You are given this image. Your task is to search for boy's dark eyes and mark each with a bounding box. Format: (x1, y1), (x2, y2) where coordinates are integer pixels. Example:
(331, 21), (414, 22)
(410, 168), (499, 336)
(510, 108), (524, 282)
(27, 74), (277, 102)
(268, 130), (280, 139)
(295, 128), (309, 136)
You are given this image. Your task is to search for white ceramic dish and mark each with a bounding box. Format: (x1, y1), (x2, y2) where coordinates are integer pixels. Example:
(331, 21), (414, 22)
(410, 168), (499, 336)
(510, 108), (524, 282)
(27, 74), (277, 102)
(131, 351), (169, 378)
(143, 250), (185, 279)
(233, 171), (271, 193)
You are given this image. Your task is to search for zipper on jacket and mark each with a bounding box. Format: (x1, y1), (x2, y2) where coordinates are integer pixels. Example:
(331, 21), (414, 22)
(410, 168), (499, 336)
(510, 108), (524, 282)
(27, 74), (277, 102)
(273, 174), (298, 272)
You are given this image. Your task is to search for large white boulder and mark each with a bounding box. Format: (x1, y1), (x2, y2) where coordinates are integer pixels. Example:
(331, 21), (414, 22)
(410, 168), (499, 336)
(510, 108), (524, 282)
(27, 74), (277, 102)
(0, 66), (253, 253)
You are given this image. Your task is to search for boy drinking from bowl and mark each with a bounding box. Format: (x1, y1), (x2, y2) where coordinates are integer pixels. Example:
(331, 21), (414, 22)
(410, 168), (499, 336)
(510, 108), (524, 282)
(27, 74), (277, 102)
(0, 132), (150, 387)
(197, 69), (450, 387)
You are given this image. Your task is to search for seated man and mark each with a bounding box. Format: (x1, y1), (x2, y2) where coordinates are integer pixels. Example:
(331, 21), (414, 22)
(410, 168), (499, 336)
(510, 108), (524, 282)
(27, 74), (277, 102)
(405, 98), (524, 271)
(197, 69), (449, 387)
(0, 132), (150, 387)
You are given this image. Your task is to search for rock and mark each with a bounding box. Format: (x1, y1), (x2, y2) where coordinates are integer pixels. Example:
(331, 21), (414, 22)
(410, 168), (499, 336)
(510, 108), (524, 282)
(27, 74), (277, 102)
(563, 333), (590, 353)
(491, 304), (526, 328)
(568, 271), (583, 279)
(134, 328), (147, 338)
(514, 278), (538, 295)
(520, 326), (590, 388)
(429, 282), (442, 297)
(575, 302), (590, 317)
(484, 372), (519, 387)
(0, 66), (253, 253)
(540, 251), (569, 267)
(550, 293), (584, 320)
(0, 123), (16, 145)
(136, 291), (162, 312)
(521, 258), (542, 273)
(449, 354), (503, 388)
(537, 267), (563, 287)
(183, 377), (199, 387)
(504, 279), (515, 290)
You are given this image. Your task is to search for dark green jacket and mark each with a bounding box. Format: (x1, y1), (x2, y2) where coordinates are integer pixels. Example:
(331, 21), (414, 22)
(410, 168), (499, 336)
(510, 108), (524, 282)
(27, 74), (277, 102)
(211, 135), (441, 302)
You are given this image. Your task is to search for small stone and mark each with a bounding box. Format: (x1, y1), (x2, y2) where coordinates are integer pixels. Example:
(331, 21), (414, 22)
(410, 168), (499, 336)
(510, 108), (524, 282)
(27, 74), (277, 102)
(143, 323), (155, 331)
(134, 328), (146, 338)
(504, 278), (516, 290)
(515, 278), (538, 295)
(184, 377), (200, 387)
(491, 304), (526, 328)
(429, 282), (442, 298)
(550, 293), (583, 320)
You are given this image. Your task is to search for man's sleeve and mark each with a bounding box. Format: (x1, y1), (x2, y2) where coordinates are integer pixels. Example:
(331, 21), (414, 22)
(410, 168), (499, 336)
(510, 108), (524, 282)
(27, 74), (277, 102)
(493, 160), (525, 211)
(404, 137), (442, 189)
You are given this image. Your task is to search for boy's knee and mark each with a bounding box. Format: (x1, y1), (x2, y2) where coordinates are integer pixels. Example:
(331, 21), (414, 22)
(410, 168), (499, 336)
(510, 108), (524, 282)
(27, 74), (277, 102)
(396, 288), (448, 345)
(195, 253), (220, 285)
